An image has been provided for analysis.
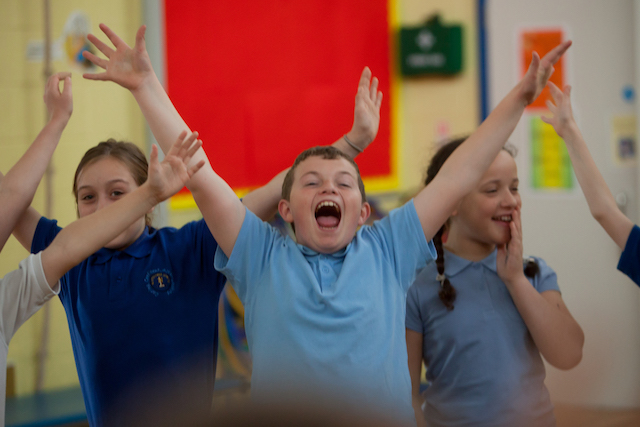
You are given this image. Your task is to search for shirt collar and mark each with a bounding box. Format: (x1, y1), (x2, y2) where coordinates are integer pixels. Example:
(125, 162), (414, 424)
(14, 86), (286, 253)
(297, 242), (350, 259)
(443, 248), (498, 277)
(93, 227), (155, 264)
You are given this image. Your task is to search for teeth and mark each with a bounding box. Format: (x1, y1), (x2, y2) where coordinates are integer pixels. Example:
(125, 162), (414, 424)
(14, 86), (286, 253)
(316, 201), (340, 212)
(493, 215), (512, 222)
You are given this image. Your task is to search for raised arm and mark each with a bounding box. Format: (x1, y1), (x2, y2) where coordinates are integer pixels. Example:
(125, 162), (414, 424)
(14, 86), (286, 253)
(496, 207), (584, 369)
(413, 41), (572, 242)
(242, 66), (383, 219)
(2, 73), (73, 252)
(40, 133), (204, 286)
(83, 24), (382, 222)
(542, 82), (633, 249)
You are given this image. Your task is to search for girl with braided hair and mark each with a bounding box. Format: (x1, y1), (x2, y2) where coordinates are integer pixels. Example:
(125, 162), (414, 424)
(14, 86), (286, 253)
(405, 138), (584, 427)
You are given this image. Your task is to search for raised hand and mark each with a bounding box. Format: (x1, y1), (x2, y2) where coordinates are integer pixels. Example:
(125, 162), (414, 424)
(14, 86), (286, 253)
(519, 40), (572, 106)
(345, 66), (384, 151)
(44, 72), (73, 122)
(496, 206), (527, 286)
(541, 82), (575, 139)
(147, 131), (205, 203)
(83, 24), (153, 91)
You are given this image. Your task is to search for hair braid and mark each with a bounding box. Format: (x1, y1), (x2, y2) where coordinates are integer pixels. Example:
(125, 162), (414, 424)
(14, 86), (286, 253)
(434, 227), (456, 310)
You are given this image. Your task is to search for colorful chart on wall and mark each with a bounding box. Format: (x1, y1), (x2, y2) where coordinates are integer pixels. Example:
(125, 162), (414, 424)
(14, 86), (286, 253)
(164, 0), (395, 209)
(529, 115), (573, 190)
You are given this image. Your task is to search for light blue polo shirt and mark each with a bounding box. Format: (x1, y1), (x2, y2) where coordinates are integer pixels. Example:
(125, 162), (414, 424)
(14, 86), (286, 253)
(215, 200), (435, 424)
(406, 250), (558, 427)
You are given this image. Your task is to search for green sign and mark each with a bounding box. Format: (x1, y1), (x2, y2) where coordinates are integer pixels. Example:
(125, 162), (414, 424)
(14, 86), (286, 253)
(399, 15), (463, 76)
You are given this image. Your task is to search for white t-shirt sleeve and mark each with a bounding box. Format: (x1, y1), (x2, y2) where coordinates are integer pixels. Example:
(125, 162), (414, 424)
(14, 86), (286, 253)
(0, 252), (59, 348)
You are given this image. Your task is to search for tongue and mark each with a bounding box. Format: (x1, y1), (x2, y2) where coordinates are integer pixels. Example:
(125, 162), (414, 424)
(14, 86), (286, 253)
(317, 216), (339, 228)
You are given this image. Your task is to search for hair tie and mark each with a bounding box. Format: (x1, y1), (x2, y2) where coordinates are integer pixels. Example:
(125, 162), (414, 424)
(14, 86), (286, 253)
(436, 273), (446, 286)
(343, 134), (364, 153)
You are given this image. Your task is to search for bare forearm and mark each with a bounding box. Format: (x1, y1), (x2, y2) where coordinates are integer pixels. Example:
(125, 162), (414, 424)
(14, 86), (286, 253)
(506, 280), (583, 369)
(441, 84), (526, 196)
(562, 124), (633, 248)
(0, 118), (67, 210)
(42, 185), (156, 284)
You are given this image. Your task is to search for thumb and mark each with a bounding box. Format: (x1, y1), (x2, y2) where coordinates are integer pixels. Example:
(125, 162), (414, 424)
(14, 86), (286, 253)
(135, 25), (147, 52)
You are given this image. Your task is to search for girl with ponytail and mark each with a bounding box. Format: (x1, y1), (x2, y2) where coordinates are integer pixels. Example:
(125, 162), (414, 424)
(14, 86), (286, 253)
(406, 139), (584, 427)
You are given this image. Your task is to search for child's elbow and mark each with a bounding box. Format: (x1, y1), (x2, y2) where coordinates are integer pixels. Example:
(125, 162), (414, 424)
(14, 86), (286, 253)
(550, 331), (585, 370)
(553, 348), (583, 371)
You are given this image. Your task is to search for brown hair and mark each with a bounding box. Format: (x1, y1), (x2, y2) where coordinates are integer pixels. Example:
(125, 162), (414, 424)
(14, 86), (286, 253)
(281, 146), (366, 202)
(426, 137), (537, 311)
(73, 139), (152, 226)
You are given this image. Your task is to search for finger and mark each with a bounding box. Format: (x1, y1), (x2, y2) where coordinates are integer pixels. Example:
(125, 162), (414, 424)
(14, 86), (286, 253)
(564, 84), (572, 98)
(82, 72), (110, 81)
(547, 81), (562, 100)
(524, 51), (540, 78)
(57, 71), (72, 79)
(46, 73), (60, 93)
(134, 25), (147, 54)
(375, 91), (383, 110)
(178, 132), (199, 157)
(544, 99), (556, 111)
(99, 23), (130, 50)
(369, 76), (379, 101)
(87, 33), (115, 58)
(542, 40), (572, 66)
(359, 66), (372, 90)
(61, 74), (72, 96)
(188, 159), (206, 177)
(184, 139), (203, 163)
(540, 115), (552, 125)
(182, 140), (203, 169)
(82, 51), (108, 69)
(149, 144), (159, 167)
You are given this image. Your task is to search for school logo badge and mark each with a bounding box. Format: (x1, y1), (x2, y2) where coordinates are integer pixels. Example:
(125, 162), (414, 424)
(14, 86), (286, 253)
(145, 269), (174, 296)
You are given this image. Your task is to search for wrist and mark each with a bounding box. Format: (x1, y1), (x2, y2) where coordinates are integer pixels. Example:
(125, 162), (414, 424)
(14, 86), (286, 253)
(131, 72), (161, 98)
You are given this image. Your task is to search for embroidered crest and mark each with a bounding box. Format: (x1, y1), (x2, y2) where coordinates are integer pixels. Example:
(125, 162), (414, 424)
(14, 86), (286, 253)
(145, 269), (174, 296)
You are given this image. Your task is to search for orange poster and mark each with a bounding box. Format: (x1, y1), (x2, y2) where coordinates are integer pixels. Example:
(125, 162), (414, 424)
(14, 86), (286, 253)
(521, 29), (565, 110)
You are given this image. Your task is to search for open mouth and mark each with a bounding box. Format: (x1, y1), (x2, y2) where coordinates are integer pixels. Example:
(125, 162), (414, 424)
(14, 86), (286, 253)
(315, 201), (341, 229)
(492, 215), (512, 223)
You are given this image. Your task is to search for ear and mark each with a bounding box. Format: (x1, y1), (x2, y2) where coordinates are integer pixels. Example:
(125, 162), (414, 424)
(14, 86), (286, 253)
(357, 202), (371, 226)
(278, 199), (294, 223)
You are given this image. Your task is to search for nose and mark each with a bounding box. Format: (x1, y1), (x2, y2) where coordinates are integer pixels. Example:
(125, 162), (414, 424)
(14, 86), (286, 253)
(320, 181), (337, 194)
(96, 196), (110, 211)
(501, 190), (518, 208)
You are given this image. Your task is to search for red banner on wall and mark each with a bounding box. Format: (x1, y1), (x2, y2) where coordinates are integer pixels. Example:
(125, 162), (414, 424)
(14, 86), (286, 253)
(164, 0), (392, 199)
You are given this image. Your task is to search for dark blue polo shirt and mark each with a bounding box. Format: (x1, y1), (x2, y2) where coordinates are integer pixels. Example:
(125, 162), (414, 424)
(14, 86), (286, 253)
(32, 217), (225, 426)
(618, 224), (640, 287)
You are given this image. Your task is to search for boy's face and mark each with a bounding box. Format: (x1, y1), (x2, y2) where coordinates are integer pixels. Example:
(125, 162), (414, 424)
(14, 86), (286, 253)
(278, 156), (370, 254)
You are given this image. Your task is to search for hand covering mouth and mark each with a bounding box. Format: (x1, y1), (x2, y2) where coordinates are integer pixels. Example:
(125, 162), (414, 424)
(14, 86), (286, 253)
(315, 201), (341, 228)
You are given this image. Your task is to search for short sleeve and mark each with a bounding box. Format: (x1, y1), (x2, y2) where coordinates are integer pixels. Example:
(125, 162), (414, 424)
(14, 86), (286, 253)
(0, 253), (58, 346)
(405, 279), (425, 333)
(365, 200), (437, 291)
(617, 225), (640, 287)
(31, 216), (62, 254)
(214, 208), (282, 304)
(530, 256), (560, 294)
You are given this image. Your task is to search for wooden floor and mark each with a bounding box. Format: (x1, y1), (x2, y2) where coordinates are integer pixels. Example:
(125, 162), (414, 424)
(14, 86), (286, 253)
(555, 403), (640, 427)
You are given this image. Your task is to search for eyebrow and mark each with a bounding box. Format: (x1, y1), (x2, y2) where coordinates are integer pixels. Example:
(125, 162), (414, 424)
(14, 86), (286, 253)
(300, 170), (356, 180)
(481, 177), (519, 186)
(77, 178), (131, 192)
